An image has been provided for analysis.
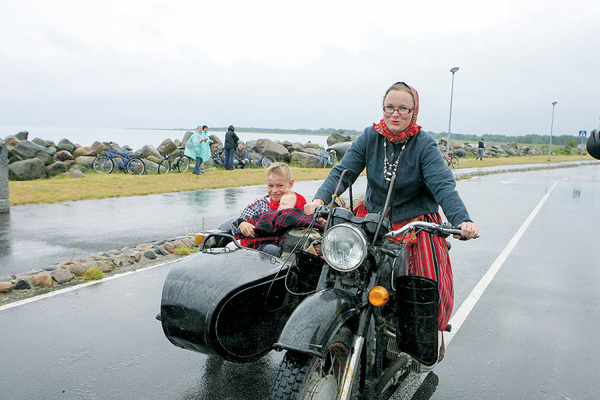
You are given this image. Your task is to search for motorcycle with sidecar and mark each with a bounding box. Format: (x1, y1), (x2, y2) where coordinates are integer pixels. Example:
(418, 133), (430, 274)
(158, 171), (464, 399)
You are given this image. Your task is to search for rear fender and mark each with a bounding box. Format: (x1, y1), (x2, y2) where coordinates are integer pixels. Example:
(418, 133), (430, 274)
(274, 288), (357, 358)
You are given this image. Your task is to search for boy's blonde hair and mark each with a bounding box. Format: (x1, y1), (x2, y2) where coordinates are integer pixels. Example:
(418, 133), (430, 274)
(266, 162), (292, 182)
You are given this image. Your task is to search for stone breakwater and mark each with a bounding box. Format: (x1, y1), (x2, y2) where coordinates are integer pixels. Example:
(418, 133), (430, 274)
(0, 235), (198, 306)
(2, 129), (356, 181)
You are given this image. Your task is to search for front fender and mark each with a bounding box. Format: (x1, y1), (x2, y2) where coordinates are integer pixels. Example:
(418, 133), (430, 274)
(274, 288), (357, 358)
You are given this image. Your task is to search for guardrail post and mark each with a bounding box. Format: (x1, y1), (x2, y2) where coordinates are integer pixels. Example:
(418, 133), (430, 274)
(0, 141), (9, 213)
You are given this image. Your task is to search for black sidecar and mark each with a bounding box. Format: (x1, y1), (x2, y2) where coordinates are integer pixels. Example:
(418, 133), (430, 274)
(160, 246), (322, 363)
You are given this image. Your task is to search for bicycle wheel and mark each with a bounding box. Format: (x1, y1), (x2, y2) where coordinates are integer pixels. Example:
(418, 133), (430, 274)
(158, 159), (171, 174)
(126, 158), (146, 175)
(92, 155), (114, 173)
(329, 151), (338, 165)
(450, 156), (460, 169)
(261, 154), (276, 169)
(176, 156), (190, 173)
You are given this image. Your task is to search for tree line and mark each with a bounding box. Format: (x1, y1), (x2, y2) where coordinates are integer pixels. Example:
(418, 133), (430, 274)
(208, 127), (582, 146)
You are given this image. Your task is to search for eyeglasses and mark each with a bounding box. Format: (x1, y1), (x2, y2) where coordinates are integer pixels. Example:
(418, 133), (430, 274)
(383, 105), (413, 115)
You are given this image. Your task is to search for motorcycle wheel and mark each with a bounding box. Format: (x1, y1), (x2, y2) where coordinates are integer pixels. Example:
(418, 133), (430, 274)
(269, 328), (358, 400)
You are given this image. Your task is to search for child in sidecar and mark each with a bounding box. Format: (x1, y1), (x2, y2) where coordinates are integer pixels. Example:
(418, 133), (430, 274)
(229, 192), (323, 256)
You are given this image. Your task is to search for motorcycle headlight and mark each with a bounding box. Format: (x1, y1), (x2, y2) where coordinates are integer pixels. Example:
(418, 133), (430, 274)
(321, 224), (368, 272)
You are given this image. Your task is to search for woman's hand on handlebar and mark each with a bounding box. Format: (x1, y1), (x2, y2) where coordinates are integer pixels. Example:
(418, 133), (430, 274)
(239, 221), (256, 237)
(304, 199), (325, 216)
(456, 221), (479, 240)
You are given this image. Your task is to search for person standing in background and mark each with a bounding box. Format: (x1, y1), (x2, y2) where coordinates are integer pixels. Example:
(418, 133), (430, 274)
(477, 138), (485, 160)
(224, 125), (239, 170)
(185, 125), (212, 175)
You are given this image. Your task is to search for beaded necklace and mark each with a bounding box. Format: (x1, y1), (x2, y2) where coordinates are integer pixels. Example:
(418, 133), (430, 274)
(383, 138), (408, 184)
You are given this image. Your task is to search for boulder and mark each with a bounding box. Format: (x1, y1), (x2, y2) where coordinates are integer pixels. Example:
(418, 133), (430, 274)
(13, 278), (31, 290)
(69, 263), (85, 276)
(157, 139), (177, 156)
(4, 135), (20, 146)
(181, 131), (194, 148)
(32, 273), (53, 288)
(32, 138), (52, 148)
(72, 146), (98, 158)
(99, 260), (115, 273)
(8, 140), (54, 165)
(327, 130), (352, 146)
(139, 144), (162, 160)
(55, 150), (74, 161)
(74, 156), (95, 169)
(45, 161), (68, 177)
(0, 281), (13, 293)
(290, 151), (321, 168)
(72, 169), (85, 178)
(15, 131), (28, 140)
(56, 138), (76, 153)
(327, 141), (353, 159)
(255, 139), (290, 161)
(8, 158), (46, 181)
(51, 268), (74, 284)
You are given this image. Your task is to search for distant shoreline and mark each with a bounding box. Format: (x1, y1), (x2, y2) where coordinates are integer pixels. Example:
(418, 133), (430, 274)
(125, 127), (344, 136)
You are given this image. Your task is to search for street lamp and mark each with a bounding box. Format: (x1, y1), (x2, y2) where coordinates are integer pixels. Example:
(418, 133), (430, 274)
(446, 67), (460, 160)
(548, 101), (558, 161)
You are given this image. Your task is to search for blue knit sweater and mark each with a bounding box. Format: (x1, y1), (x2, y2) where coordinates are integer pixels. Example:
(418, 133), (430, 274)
(314, 127), (472, 227)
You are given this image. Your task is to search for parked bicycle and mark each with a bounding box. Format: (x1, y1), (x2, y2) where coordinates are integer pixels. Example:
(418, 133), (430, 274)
(247, 147), (276, 169)
(92, 148), (145, 175)
(317, 149), (338, 168)
(443, 152), (460, 168)
(158, 147), (190, 174)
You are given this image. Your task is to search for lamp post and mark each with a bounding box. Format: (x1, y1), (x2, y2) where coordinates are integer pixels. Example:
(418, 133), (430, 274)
(446, 67), (460, 160)
(548, 101), (558, 161)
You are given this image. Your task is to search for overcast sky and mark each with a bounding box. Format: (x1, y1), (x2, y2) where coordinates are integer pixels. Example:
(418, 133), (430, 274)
(1, 0), (599, 137)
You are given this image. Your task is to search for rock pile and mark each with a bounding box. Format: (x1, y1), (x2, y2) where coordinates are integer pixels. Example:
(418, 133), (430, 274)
(0, 235), (197, 305)
(1, 129), (356, 181)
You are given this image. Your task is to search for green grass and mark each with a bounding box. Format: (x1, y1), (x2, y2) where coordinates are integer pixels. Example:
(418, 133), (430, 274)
(8, 154), (595, 206)
(82, 266), (104, 281)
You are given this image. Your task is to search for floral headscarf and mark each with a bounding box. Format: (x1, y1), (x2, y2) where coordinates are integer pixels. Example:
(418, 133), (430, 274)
(374, 82), (422, 143)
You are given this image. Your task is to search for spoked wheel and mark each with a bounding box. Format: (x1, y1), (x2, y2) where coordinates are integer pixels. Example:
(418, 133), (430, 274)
(450, 156), (460, 168)
(158, 159), (171, 174)
(176, 156), (190, 172)
(261, 155), (276, 168)
(329, 151), (338, 165)
(92, 155), (114, 173)
(126, 158), (145, 175)
(270, 328), (358, 400)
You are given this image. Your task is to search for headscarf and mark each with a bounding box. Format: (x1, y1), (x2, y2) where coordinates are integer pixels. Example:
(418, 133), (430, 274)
(374, 82), (422, 143)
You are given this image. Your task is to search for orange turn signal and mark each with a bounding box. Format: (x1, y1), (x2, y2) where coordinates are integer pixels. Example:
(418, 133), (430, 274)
(195, 234), (205, 245)
(368, 286), (389, 307)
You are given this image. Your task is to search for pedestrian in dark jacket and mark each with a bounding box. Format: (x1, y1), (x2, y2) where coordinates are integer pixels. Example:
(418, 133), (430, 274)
(224, 125), (239, 170)
(477, 138), (485, 160)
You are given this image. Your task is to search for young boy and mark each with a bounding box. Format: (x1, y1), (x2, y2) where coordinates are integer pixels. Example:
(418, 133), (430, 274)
(234, 162), (307, 238)
(229, 191), (320, 256)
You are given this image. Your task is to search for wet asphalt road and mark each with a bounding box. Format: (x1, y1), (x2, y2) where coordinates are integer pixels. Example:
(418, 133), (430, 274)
(1, 163), (599, 399)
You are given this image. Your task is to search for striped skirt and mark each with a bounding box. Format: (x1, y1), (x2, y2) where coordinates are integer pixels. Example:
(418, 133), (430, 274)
(354, 202), (453, 331)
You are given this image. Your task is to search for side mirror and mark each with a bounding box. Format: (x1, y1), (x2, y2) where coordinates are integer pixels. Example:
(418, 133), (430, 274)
(587, 129), (600, 160)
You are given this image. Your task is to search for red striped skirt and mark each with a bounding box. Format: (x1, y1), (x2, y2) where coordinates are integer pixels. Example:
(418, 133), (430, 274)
(354, 202), (453, 331)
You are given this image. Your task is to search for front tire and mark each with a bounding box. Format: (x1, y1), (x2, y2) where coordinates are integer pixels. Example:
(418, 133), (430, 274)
(450, 156), (460, 168)
(261, 155), (276, 168)
(176, 156), (190, 172)
(270, 328), (358, 400)
(126, 158), (145, 175)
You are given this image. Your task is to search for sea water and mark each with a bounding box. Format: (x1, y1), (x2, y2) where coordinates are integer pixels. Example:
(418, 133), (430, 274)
(0, 125), (330, 150)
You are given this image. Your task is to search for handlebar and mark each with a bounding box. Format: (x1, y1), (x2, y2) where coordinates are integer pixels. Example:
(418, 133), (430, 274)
(384, 221), (462, 239)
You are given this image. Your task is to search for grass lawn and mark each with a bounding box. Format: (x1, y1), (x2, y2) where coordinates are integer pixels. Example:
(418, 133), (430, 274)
(8, 154), (596, 206)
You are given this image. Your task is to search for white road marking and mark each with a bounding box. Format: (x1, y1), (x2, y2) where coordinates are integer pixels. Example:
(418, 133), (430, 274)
(0, 259), (178, 312)
(445, 180), (559, 346)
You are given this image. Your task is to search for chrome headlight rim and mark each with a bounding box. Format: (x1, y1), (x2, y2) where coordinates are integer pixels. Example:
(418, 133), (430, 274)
(322, 223), (368, 272)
